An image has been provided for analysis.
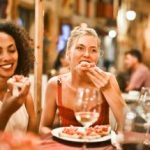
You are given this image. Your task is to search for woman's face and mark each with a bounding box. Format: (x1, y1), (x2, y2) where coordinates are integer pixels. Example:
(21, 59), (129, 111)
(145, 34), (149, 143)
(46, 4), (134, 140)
(0, 32), (18, 78)
(68, 35), (100, 70)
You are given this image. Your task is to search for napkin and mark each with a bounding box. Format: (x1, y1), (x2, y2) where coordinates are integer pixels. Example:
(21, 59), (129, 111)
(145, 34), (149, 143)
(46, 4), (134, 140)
(111, 131), (122, 150)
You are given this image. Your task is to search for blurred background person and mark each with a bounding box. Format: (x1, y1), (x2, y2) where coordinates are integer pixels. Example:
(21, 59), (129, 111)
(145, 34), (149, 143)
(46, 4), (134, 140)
(50, 49), (70, 127)
(53, 49), (69, 75)
(124, 49), (150, 92)
(116, 72), (129, 92)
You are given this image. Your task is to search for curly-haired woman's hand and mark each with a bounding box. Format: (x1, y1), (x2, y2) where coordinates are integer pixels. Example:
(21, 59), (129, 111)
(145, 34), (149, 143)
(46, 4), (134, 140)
(0, 75), (30, 130)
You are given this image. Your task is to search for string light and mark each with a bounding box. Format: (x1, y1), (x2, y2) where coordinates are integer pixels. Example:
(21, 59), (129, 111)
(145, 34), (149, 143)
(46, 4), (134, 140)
(108, 30), (117, 38)
(126, 10), (136, 21)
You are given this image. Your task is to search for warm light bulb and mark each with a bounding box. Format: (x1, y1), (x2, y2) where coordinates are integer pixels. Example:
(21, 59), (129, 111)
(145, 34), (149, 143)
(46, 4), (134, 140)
(108, 30), (117, 38)
(126, 10), (136, 21)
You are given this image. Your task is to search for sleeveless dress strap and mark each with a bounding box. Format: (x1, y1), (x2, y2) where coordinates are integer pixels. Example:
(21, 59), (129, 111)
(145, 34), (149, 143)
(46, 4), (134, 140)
(57, 77), (64, 125)
(57, 77), (63, 106)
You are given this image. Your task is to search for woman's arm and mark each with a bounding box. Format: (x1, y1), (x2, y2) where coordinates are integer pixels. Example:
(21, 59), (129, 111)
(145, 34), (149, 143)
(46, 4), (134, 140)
(39, 77), (57, 135)
(86, 67), (127, 131)
(0, 92), (13, 130)
(0, 78), (31, 130)
(101, 74), (127, 131)
(25, 93), (36, 132)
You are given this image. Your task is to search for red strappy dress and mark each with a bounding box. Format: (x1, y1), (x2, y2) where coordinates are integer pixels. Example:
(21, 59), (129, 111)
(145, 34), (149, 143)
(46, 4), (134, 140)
(57, 79), (109, 127)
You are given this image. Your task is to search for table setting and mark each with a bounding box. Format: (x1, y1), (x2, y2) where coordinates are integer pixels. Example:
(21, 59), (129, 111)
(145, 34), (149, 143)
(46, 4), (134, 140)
(1, 87), (150, 150)
(38, 87), (117, 150)
(38, 87), (150, 150)
(122, 90), (140, 103)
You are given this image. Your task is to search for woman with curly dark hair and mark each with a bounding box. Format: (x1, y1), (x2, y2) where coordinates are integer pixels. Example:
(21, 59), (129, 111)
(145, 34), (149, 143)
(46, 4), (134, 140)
(0, 22), (36, 132)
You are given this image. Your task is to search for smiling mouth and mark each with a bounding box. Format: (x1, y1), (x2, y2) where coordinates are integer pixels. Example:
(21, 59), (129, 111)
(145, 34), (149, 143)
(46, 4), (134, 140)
(0, 64), (13, 69)
(80, 60), (91, 64)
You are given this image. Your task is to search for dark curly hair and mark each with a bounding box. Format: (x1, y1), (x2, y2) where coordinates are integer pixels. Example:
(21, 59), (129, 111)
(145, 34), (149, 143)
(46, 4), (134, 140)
(0, 22), (34, 76)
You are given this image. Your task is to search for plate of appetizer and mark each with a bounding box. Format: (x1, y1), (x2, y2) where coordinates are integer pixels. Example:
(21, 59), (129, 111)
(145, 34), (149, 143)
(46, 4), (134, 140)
(51, 125), (111, 143)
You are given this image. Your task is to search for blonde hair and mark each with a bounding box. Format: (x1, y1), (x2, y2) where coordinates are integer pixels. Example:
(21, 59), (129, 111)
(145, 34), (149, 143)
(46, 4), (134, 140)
(66, 25), (101, 51)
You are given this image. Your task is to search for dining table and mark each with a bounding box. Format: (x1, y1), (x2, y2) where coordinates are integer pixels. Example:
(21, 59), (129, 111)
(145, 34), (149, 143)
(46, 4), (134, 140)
(37, 133), (115, 150)
(36, 131), (150, 150)
(1, 130), (150, 150)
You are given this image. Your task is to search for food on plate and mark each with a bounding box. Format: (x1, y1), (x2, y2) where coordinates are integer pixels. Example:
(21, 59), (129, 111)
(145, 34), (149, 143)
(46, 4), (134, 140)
(59, 125), (111, 139)
(59, 126), (84, 139)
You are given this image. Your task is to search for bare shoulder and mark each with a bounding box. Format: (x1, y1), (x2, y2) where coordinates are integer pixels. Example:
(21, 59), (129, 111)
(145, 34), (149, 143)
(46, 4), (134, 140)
(47, 73), (70, 89)
(47, 76), (58, 86)
(48, 73), (70, 85)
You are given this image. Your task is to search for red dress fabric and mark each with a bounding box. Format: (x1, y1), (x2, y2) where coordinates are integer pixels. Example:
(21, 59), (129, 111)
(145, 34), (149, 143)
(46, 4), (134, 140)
(57, 79), (109, 127)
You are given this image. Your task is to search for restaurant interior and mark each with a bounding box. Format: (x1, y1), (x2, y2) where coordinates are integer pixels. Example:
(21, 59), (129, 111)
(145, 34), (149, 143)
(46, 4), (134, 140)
(0, 0), (150, 150)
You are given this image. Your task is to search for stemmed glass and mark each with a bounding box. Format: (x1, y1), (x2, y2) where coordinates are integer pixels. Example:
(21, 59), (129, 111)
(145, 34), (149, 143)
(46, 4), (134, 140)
(74, 87), (101, 149)
(138, 87), (150, 145)
(74, 87), (101, 128)
(115, 87), (150, 150)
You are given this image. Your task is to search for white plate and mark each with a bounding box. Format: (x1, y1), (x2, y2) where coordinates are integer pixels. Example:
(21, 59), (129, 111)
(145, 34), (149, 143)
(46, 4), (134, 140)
(122, 93), (139, 102)
(51, 127), (111, 143)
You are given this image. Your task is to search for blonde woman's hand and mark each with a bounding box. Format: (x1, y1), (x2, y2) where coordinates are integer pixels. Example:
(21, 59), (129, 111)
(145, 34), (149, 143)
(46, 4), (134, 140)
(86, 66), (110, 90)
(76, 61), (95, 75)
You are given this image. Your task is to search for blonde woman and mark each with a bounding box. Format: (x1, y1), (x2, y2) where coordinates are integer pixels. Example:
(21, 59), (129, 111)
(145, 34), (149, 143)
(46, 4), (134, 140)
(40, 25), (126, 134)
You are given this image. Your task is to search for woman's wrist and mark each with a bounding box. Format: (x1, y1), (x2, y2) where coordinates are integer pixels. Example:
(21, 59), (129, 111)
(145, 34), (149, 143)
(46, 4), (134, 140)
(0, 109), (11, 130)
(100, 79), (111, 91)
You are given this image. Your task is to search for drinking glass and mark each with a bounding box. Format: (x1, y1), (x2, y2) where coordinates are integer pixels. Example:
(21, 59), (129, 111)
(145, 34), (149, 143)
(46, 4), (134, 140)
(74, 87), (101, 128)
(74, 87), (101, 149)
(138, 87), (150, 145)
(117, 87), (150, 150)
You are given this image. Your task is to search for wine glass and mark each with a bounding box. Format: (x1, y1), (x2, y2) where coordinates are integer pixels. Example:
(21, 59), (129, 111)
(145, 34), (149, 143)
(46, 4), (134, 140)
(115, 106), (150, 150)
(138, 87), (150, 145)
(115, 88), (150, 150)
(74, 87), (101, 128)
(118, 87), (150, 149)
(74, 87), (101, 149)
